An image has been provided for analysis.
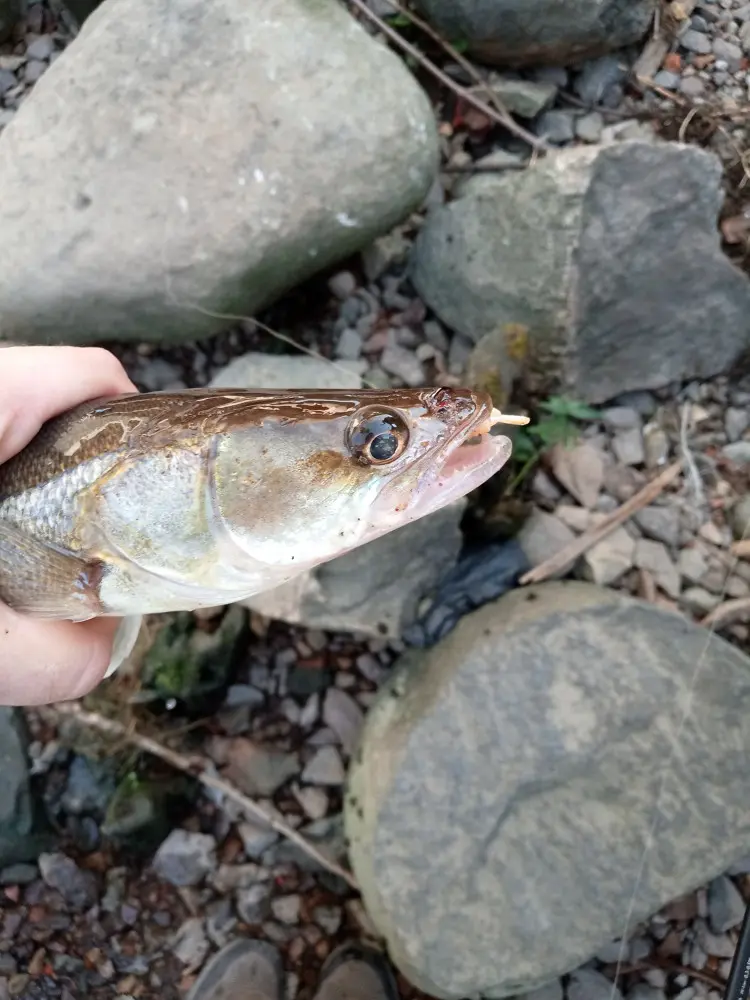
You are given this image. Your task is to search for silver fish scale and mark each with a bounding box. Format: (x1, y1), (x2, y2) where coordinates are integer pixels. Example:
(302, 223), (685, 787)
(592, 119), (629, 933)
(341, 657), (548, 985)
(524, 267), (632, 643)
(0, 454), (119, 549)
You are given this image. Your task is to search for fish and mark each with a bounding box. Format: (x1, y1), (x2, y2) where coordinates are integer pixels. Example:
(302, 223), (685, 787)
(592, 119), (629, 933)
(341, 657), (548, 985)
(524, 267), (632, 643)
(0, 385), (527, 672)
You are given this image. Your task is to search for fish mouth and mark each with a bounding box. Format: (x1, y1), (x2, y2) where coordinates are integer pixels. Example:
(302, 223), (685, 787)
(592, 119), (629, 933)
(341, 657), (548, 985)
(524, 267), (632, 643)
(395, 405), (524, 525)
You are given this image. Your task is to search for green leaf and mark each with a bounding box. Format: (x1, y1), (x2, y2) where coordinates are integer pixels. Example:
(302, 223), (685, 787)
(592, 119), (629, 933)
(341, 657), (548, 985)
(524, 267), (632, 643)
(451, 37), (470, 53)
(538, 396), (600, 422)
(386, 12), (412, 27)
(511, 429), (538, 463)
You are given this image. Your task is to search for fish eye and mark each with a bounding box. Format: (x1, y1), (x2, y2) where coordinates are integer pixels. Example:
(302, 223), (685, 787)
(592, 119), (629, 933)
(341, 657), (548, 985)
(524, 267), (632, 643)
(346, 407), (409, 466)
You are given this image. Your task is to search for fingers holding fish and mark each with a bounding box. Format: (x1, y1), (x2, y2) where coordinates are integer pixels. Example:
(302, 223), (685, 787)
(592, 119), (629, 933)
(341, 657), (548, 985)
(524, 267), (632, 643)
(0, 605), (120, 706)
(0, 346), (136, 464)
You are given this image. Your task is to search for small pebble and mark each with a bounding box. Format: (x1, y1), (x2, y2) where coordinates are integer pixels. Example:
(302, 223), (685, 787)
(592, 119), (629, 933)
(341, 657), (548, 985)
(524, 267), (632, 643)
(681, 28), (713, 54)
(271, 894), (301, 925)
(680, 76), (707, 97)
(301, 746), (345, 785)
(575, 111), (604, 143)
(328, 271), (357, 300)
(25, 35), (54, 60)
(707, 875), (746, 932)
(536, 109), (576, 144)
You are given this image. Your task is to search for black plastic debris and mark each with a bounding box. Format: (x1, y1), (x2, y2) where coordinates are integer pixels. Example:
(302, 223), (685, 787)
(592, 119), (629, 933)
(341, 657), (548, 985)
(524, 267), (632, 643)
(402, 539), (530, 648)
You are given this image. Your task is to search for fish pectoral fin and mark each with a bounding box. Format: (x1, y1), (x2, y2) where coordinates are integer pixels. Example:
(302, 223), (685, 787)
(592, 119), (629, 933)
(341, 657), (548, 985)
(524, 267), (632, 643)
(0, 520), (105, 621)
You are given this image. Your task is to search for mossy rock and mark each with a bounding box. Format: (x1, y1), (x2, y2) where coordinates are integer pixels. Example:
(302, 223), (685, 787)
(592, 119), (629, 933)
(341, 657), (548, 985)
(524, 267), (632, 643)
(141, 605), (249, 705)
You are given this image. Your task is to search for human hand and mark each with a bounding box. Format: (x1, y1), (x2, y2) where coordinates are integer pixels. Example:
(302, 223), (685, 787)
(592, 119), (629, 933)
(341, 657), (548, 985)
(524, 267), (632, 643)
(0, 346), (137, 706)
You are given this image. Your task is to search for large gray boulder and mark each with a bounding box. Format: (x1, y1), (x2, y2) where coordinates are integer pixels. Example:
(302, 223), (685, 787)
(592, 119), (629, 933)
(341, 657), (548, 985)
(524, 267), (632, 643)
(345, 581), (750, 999)
(411, 0), (657, 67)
(411, 140), (750, 405)
(0, 0), (438, 345)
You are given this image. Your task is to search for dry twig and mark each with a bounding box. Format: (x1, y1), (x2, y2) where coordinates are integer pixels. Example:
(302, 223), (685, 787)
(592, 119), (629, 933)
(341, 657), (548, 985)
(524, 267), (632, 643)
(519, 460), (684, 585)
(346, 0), (548, 152)
(700, 596), (750, 630)
(48, 702), (359, 891)
(602, 958), (724, 992)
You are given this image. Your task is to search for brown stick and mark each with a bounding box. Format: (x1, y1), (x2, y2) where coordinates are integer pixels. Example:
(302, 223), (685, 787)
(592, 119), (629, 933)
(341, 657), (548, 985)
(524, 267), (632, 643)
(48, 702), (359, 891)
(602, 958), (724, 992)
(519, 459), (684, 585)
(700, 596), (750, 630)
(730, 539), (750, 559)
(345, 0), (548, 153)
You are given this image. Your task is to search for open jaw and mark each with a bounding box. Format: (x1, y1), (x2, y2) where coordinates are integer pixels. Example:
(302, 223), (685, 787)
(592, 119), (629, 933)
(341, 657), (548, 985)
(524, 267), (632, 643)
(403, 408), (516, 522)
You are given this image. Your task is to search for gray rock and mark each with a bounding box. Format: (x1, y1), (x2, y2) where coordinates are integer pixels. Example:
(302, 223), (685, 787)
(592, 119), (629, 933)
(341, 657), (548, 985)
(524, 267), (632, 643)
(679, 76), (705, 99)
(536, 110), (576, 144)
(678, 547), (709, 585)
(238, 820), (278, 860)
(725, 407), (750, 442)
(271, 894), (301, 924)
(569, 970), (623, 1000)
(707, 875), (746, 933)
(25, 35), (54, 61)
(653, 70), (681, 89)
(575, 112), (604, 144)
(38, 852), (98, 912)
(517, 509), (576, 577)
(410, 142), (750, 404)
(633, 507), (679, 548)
(0, 708), (45, 867)
(723, 441), (750, 465)
(236, 882), (272, 923)
(490, 76), (557, 118)
(210, 352), (362, 391)
(0, 0), (18, 41)
(602, 406), (642, 429)
(243, 499), (466, 639)
(323, 688), (364, 756)
(225, 741), (299, 797)
(0, 0), (437, 345)
(680, 586), (719, 617)
(171, 916), (210, 969)
(713, 38), (743, 68)
(681, 28), (712, 54)
(612, 427), (645, 466)
(152, 829), (217, 886)
(345, 581), (750, 999)
(335, 327), (363, 361)
(380, 343), (426, 386)
(580, 526), (634, 585)
(574, 55), (627, 107)
(520, 982), (564, 1000)
(409, 0), (656, 67)
(634, 539), (680, 598)
(302, 746), (345, 786)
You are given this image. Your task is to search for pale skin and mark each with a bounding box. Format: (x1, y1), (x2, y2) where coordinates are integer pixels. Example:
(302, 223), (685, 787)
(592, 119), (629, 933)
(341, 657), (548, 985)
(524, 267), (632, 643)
(0, 346), (137, 707)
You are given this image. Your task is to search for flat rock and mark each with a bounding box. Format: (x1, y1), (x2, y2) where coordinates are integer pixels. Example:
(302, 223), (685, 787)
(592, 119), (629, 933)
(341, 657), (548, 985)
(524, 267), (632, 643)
(550, 442), (604, 508)
(633, 507), (679, 548)
(0, 0), (437, 344)
(410, 0), (656, 66)
(410, 142), (750, 404)
(210, 353), (362, 391)
(516, 509), (576, 577)
(244, 499), (467, 639)
(580, 526), (634, 585)
(634, 539), (680, 598)
(152, 829), (217, 887)
(223, 739), (299, 797)
(345, 581), (750, 998)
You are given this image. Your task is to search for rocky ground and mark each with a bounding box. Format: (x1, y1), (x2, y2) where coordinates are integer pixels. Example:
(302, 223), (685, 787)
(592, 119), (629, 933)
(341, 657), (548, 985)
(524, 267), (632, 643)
(5, 0), (750, 999)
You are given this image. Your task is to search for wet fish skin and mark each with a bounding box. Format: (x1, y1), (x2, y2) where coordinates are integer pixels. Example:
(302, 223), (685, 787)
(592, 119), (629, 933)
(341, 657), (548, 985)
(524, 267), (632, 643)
(0, 385), (517, 622)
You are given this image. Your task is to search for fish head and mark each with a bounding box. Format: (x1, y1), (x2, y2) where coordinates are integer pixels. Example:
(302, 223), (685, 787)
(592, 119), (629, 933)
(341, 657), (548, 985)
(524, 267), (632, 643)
(214, 386), (520, 573)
